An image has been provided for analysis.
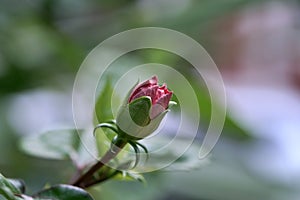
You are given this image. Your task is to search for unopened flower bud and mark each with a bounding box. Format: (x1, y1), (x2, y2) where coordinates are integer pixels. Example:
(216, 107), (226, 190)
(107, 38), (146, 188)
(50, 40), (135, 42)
(116, 76), (174, 140)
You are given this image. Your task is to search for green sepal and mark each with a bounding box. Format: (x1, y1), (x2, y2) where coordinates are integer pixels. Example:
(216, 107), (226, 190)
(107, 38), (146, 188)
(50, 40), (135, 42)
(117, 106), (169, 140)
(128, 96), (152, 127)
(168, 101), (177, 108)
(136, 109), (168, 138)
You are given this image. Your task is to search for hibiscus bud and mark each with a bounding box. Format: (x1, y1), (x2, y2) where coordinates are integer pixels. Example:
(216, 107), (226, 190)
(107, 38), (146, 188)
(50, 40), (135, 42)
(116, 76), (175, 140)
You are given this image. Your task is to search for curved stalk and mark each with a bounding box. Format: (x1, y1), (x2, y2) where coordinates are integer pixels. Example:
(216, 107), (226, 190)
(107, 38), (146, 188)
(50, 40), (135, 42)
(93, 123), (118, 136)
(72, 137), (127, 188)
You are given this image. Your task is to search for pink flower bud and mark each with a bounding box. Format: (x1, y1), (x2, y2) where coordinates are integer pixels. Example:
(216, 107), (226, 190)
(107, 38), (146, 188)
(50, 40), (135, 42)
(116, 76), (175, 140)
(128, 76), (173, 119)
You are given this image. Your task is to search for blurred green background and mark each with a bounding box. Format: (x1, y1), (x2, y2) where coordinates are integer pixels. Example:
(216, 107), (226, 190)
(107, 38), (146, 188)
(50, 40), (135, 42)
(1, 0), (300, 199)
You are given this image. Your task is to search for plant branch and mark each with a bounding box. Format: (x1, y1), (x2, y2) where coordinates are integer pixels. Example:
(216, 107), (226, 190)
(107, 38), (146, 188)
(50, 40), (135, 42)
(72, 138), (127, 188)
(83, 170), (120, 188)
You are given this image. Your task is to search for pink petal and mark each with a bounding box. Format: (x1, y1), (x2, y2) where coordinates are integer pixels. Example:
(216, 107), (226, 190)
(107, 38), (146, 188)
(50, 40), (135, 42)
(159, 84), (169, 93)
(128, 76), (158, 102)
(130, 85), (158, 103)
(155, 92), (172, 109)
(150, 104), (165, 119)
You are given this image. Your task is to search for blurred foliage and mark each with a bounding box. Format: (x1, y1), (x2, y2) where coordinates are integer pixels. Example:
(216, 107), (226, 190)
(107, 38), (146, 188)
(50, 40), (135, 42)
(1, 0), (298, 200)
(0, 173), (94, 200)
(18, 78), (209, 198)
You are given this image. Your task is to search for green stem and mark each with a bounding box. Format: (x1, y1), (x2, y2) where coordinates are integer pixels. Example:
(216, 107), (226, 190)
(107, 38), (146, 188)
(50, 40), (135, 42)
(72, 137), (127, 188)
(83, 170), (120, 188)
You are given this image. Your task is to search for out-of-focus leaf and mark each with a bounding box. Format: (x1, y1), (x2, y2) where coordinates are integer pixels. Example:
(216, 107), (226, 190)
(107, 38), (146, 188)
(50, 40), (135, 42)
(0, 174), (21, 195)
(7, 179), (25, 194)
(154, 0), (264, 31)
(19, 128), (96, 170)
(0, 174), (23, 200)
(94, 78), (116, 158)
(113, 171), (145, 184)
(0, 186), (16, 200)
(185, 72), (252, 141)
(19, 129), (83, 160)
(93, 79), (132, 160)
(74, 132), (99, 168)
(17, 195), (34, 200)
(34, 184), (94, 200)
(94, 78), (114, 125)
(134, 137), (209, 172)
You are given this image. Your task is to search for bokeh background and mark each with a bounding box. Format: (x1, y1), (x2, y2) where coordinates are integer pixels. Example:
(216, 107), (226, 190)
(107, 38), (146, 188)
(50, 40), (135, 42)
(1, 0), (300, 199)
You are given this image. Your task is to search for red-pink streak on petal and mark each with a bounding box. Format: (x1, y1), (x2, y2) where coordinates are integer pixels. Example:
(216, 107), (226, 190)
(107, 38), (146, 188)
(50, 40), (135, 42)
(128, 76), (158, 103)
(130, 85), (158, 103)
(154, 92), (172, 109)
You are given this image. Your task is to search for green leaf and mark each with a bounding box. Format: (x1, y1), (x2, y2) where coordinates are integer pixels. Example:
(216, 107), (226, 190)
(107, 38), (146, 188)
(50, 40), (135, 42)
(15, 194), (34, 200)
(0, 186), (16, 200)
(0, 174), (21, 195)
(20, 129), (96, 168)
(34, 185), (94, 200)
(134, 137), (210, 172)
(113, 171), (145, 184)
(19, 129), (83, 160)
(190, 77), (252, 141)
(7, 179), (25, 194)
(94, 78), (126, 158)
(0, 174), (23, 200)
(128, 96), (151, 126)
(94, 78), (114, 125)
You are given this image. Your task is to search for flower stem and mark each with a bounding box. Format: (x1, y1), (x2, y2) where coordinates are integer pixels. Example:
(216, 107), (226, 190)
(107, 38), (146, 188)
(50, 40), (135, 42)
(72, 138), (127, 188)
(83, 170), (120, 188)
